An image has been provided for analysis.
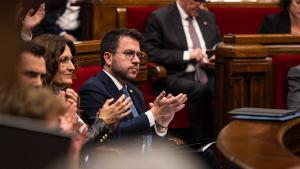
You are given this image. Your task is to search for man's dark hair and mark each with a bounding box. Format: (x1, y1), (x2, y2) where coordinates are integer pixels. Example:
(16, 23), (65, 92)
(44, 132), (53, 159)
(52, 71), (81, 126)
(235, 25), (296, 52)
(99, 28), (143, 67)
(19, 41), (45, 58)
(279, 0), (292, 11)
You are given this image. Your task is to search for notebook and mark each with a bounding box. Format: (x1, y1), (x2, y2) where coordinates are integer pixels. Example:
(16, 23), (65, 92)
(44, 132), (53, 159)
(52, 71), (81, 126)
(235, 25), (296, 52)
(228, 107), (296, 117)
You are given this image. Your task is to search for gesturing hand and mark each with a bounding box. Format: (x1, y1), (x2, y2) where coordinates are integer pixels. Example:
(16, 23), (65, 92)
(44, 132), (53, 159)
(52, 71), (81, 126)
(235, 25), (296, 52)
(65, 88), (79, 104)
(22, 3), (45, 35)
(97, 95), (131, 128)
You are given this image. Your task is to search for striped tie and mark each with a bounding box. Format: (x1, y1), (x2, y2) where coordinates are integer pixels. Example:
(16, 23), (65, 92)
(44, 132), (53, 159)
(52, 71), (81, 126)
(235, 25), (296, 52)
(187, 16), (208, 84)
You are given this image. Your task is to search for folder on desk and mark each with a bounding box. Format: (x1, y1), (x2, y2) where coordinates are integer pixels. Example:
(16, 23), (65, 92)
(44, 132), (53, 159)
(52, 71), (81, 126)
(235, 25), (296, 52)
(228, 107), (300, 121)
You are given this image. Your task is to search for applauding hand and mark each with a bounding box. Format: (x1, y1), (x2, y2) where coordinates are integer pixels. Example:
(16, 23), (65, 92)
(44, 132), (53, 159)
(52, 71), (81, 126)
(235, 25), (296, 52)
(97, 95), (132, 128)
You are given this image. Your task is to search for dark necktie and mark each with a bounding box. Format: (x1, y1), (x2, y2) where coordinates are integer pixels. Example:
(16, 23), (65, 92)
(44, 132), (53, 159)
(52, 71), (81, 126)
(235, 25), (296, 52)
(187, 16), (208, 84)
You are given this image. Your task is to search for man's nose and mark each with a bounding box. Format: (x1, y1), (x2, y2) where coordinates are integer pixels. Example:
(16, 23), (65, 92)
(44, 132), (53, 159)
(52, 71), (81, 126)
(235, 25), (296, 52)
(34, 76), (43, 87)
(131, 54), (140, 63)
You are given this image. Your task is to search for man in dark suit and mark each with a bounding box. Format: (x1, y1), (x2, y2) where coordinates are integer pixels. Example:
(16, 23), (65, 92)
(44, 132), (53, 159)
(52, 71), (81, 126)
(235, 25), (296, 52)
(79, 28), (187, 151)
(143, 0), (222, 141)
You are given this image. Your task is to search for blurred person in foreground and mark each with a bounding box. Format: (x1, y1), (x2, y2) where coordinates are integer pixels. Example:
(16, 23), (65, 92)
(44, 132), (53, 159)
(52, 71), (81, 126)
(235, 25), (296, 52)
(142, 0), (222, 141)
(85, 141), (209, 169)
(258, 0), (300, 34)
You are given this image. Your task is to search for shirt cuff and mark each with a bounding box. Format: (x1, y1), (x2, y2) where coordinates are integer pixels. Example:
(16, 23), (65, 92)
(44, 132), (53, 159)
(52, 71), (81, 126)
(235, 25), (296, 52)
(183, 50), (190, 61)
(145, 110), (155, 127)
(154, 124), (168, 137)
(21, 31), (32, 41)
(59, 31), (67, 36)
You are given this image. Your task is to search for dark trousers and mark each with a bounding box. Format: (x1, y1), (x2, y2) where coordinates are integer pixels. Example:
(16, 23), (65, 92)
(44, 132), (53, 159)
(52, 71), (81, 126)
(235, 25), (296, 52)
(154, 71), (214, 141)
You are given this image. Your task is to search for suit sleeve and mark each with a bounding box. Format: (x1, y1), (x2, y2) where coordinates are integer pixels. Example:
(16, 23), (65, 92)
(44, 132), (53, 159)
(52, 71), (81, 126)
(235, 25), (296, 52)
(142, 13), (188, 69)
(79, 82), (151, 137)
(257, 16), (272, 34)
(287, 66), (300, 111)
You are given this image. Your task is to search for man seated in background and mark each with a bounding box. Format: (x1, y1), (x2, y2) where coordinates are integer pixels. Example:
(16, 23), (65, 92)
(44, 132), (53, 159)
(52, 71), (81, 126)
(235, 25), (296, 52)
(142, 0), (222, 141)
(79, 28), (187, 152)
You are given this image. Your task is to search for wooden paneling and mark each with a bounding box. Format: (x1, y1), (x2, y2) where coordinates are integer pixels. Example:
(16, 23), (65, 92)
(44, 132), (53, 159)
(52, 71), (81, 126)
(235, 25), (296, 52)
(214, 34), (300, 135)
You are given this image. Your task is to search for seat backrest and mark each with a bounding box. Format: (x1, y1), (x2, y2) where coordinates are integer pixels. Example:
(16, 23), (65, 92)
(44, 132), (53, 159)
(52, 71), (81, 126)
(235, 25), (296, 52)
(272, 54), (300, 109)
(127, 6), (159, 33)
(207, 6), (281, 36)
(72, 66), (101, 92)
(127, 6), (281, 36)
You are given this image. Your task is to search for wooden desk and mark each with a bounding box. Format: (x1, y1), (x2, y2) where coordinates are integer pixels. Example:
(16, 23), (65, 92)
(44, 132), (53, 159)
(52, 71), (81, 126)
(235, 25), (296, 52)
(217, 117), (300, 169)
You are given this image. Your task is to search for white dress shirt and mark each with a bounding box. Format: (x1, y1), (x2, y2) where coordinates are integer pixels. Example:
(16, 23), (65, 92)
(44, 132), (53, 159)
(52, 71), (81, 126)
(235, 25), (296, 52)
(176, 0), (207, 72)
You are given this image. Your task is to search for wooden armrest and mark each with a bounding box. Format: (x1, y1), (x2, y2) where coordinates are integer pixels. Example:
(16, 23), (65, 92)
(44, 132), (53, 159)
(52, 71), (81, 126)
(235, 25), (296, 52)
(147, 62), (167, 81)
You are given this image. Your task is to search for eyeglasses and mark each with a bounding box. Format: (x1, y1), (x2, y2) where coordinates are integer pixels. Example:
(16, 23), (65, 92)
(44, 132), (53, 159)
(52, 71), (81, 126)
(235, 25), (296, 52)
(59, 56), (76, 67)
(111, 50), (146, 61)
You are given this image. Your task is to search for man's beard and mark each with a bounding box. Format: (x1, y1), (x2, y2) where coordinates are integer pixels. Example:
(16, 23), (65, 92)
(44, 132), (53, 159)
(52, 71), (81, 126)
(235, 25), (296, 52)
(111, 65), (133, 83)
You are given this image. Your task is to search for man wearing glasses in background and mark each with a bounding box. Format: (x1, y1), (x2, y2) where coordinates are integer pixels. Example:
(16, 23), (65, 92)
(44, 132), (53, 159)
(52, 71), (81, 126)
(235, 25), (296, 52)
(79, 28), (187, 152)
(143, 0), (222, 141)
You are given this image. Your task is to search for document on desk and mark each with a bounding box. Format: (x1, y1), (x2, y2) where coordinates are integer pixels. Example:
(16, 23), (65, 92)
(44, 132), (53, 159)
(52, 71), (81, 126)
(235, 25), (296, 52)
(228, 107), (300, 121)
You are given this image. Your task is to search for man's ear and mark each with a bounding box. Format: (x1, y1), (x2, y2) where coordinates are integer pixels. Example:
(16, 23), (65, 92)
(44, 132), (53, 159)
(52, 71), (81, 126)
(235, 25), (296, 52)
(103, 52), (112, 67)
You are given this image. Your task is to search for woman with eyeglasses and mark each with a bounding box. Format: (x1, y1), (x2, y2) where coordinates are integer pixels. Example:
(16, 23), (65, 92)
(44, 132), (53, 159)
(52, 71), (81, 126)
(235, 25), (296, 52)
(32, 34), (131, 163)
(258, 0), (300, 34)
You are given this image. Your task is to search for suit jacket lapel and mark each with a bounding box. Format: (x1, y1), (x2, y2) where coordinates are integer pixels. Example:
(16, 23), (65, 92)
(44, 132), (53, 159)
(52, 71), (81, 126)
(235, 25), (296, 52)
(97, 71), (141, 118)
(97, 71), (123, 101)
(196, 11), (209, 47)
(171, 3), (188, 49)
